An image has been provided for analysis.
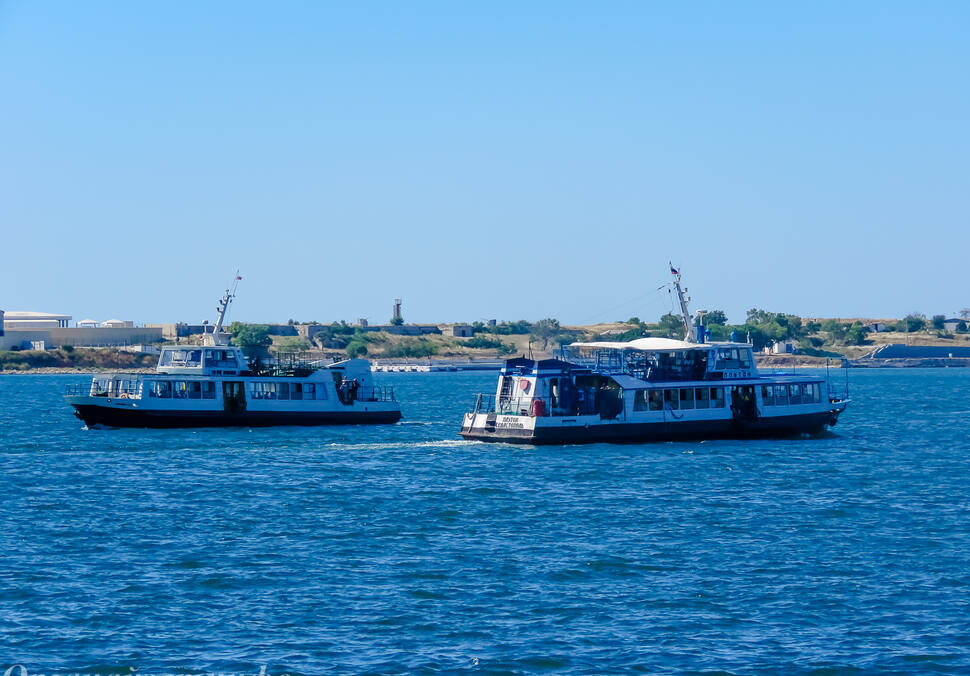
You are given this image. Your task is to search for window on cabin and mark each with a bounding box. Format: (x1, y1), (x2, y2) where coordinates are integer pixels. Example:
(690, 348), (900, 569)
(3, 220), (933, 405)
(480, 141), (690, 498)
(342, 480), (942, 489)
(251, 382), (279, 400)
(149, 381), (172, 398)
(172, 381), (188, 399)
(279, 383), (290, 400)
(679, 388), (695, 410)
(695, 387), (710, 409)
(160, 350), (202, 368)
(308, 383), (321, 400)
(291, 383), (303, 401)
(648, 390), (663, 411)
(762, 385), (774, 406)
(188, 381), (202, 399)
(634, 391), (648, 411)
(789, 384), (803, 405)
(202, 382), (215, 399)
(773, 385), (789, 406)
(664, 389), (678, 410)
(739, 350), (752, 369)
(808, 383), (820, 403)
(711, 388), (725, 407)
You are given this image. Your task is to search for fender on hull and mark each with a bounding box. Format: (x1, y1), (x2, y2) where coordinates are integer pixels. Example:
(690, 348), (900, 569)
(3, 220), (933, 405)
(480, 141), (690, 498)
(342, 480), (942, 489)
(72, 405), (402, 429)
(461, 412), (837, 445)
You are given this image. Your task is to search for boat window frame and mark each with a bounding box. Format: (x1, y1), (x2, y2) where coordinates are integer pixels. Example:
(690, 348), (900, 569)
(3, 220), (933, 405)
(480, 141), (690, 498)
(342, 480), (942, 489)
(664, 389), (679, 410)
(633, 390), (649, 411)
(711, 387), (725, 408)
(679, 388), (695, 410)
(695, 387), (710, 409)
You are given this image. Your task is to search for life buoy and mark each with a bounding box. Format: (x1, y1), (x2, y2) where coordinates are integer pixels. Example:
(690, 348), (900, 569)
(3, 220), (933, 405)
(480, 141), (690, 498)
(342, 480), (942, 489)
(531, 398), (546, 417)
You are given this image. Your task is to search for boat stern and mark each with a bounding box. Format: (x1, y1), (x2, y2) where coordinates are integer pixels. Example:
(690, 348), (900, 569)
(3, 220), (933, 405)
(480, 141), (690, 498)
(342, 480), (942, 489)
(460, 410), (538, 442)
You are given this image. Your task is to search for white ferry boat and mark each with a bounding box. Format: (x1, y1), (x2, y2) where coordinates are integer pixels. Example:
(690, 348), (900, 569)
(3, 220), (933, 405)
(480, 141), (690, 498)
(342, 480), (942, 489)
(65, 282), (402, 428)
(461, 269), (848, 444)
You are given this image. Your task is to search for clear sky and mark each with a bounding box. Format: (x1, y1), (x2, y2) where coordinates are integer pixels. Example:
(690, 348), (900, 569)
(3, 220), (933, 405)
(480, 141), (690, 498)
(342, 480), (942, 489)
(1, 1), (968, 326)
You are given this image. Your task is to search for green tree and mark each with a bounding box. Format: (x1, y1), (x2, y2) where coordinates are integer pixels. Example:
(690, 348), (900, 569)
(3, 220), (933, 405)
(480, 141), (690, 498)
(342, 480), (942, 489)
(658, 313), (683, 338)
(390, 316), (404, 326)
(932, 314), (946, 330)
(821, 319), (846, 341)
(844, 323), (868, 345)
(904, 313), (927, 332)
(530, 318), (561, 349)
(345, 340), (368, 358)
(229, 323), (272, 358)
(702, 310), (728, 325)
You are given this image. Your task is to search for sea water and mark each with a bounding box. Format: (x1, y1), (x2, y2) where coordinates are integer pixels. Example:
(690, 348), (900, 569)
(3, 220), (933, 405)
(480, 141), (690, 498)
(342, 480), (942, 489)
(1, 370), (968, 674)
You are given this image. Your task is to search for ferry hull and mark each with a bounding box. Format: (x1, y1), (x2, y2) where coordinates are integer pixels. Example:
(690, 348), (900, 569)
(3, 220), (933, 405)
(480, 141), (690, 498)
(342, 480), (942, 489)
(460, 411), (838, 445)
(71, 403), (402, 428)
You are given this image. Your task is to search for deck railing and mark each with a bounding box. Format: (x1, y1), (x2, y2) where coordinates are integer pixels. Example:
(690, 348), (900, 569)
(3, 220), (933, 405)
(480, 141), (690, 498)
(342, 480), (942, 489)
(471, 393), (598, 417)
(65, 382), (142, 398)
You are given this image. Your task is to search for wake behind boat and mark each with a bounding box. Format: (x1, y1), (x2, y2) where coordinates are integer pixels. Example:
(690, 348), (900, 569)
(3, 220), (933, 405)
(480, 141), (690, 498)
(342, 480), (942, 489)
(460, 268), (848, 444)
(65, 279), (402, 428)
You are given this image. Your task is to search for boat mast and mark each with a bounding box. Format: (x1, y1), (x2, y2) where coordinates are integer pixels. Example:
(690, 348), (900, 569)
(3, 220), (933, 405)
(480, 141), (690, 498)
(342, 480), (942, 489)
(670, 264), (696, 342)
(207, 271), (241, 346)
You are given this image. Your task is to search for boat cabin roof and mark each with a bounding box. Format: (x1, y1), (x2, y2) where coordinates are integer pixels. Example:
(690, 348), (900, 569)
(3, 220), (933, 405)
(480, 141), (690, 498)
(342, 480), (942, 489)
(501, 357), (584, 376)
(569, 337), (752, 352)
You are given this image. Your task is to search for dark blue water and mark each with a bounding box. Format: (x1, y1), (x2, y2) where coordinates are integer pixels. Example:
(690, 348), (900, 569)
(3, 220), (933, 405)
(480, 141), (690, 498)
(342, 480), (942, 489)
(1, 370), (969, 674)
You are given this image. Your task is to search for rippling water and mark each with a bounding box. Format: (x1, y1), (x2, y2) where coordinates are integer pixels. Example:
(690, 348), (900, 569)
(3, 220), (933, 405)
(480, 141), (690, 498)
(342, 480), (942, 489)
(1, 370), (969, 674)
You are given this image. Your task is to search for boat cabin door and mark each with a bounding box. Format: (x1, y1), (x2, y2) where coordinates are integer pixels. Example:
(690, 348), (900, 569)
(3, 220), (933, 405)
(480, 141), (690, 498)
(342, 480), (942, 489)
(223, 381), (247, 414)
(730, 385), (757, 422)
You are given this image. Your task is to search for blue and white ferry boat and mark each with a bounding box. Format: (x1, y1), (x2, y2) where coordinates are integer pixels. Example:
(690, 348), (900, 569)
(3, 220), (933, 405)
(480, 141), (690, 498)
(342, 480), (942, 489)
(460, 269), (848, 444)
(65, 281), (402, 428)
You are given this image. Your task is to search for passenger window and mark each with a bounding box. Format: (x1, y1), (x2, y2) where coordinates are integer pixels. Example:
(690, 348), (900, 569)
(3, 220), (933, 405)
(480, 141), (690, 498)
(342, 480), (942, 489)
(634, 391), (648, 411)
(279, 383), (290, 400)
(664, 389), (678, 410)
(648, 390), (662, 411)
(761, 385), (774, 406)
(202, 382), (216, 399)
(308, 383), (320, 400)
(695, 388), (710, 409)
(679, 388), (694, 410)
(790, 384), (802, 405)
(711, 388), (724, 407)
(774, 385), (788, 405)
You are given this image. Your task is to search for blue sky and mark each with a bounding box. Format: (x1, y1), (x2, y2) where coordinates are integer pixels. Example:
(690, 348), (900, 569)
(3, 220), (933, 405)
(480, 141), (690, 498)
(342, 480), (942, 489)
(1, 1), (967, 326)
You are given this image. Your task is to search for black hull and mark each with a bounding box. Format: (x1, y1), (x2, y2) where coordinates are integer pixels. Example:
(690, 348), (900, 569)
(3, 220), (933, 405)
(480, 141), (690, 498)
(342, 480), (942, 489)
(73, 405), (402, 429)
(461, 412), (838, 445)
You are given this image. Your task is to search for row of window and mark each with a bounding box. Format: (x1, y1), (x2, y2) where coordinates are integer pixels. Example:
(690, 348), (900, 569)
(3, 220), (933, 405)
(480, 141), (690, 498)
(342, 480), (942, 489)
(762, 383), (822, 406)
(158, 349), (240, 369)
(145, 380), (326, 401)
(631, 383), (822, 412)
(250, 382), (323, 401)
(634, 387), (727, 411)
(147, 381), (216, 399)
(714, 347), (753, 371)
